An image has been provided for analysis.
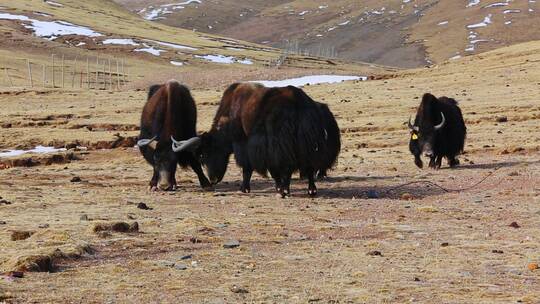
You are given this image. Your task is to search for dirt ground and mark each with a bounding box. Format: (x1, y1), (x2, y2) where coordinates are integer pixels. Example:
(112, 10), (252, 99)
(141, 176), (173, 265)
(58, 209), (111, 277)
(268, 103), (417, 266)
(0, 42), (539, 303)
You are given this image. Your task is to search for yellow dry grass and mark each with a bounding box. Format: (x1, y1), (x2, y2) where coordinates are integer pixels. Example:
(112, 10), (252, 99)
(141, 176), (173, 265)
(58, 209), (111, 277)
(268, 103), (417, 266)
(0, 40), (539, 303)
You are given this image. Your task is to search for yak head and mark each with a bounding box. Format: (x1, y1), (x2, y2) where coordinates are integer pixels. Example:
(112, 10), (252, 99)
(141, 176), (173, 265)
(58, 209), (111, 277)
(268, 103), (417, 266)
(408, 94), (446, 168)
(171, 131), (232, 185)
(138, 136), (177, 190)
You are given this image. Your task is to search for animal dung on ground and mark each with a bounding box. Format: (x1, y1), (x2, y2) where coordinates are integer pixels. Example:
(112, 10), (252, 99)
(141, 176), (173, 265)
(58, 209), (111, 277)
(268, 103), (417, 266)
(496, 116), (508, 123)
(92, 221), (139, 233)
(10, 230), (34, 241)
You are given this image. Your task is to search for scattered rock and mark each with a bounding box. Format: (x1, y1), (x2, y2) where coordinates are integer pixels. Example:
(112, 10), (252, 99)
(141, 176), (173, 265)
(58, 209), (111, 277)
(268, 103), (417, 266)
(0, 199), (12, 205)
(401, 193), (414, 201)
(492, 249), (504, 254)
(496, 116), (508, 123)
(179, 254), (193, 260)
(189, 237), (202, 243)
(70, 176), (82, 183)
(509, 222), (520, 229)
(92, 221), (139, 233)
(11, 255), (55, 272)
(230, 285), (249, 294)
(174, 263), (188, 270)
(441, 242), (449, 247)
(0, 220), (6, 225)
(38, 224), (50, 229)
(156, 260), (175, 268)
(2, 271), (24, 279)
(367, 250), (382, 256)
(137, 202), (152, 210)
(80, 214), (89, 221)
(10, 230), (34, 241)
(216, 223), (228, 228)
(223, 240), (240, 249)
(413, 277), (421, 282)
(528, 263), (539, 271)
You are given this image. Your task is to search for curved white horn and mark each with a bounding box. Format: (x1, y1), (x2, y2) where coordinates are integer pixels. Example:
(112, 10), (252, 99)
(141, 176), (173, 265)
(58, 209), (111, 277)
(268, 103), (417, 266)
(171, 136), (201, 152)
(137, 136), (157, 147)
(434, 112), (446, 130)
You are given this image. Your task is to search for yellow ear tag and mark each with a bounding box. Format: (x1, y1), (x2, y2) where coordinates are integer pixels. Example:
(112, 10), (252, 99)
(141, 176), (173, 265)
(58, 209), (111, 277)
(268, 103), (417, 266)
(411, 134), (418, 140)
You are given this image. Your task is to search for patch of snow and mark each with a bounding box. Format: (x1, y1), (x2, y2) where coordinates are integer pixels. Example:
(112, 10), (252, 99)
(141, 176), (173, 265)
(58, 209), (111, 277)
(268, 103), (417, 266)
(0, 146), (66, 158)
(102, 38), (139, 46)
(0, 13), (102, 40)
(484, 2), (508, 8)
(76, 42), (86, 46)
(195, 54), (253, 65)
(327, 26), (336, 31)
(338, 20), (350, 26)
(319, 5), (328, 9)
(503, 9), (521, 13)
(45, 1), (63, 7)
(170, 61), (184, 66)
(467, 0), (480, 7)
(147, 39), (198, 51)
(33, 12), (52, 17)
(134, 44), (166, 56)
(237, 58), (253, 65)
(298, 11), (309, 16)
(450, 55), (462, 60)
(438, 21), (448, 25)
(143, 0), (202, 20)
(467, 14), (492, 28)
(505, 20), (512, 24)
(226, 47), (244, 51)
(251, 75), (366, 88)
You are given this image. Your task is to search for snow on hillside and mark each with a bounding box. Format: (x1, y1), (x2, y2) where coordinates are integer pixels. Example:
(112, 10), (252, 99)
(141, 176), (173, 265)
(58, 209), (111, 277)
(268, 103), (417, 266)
(0, 12), (102, 40)
(140, 0), (202, 21)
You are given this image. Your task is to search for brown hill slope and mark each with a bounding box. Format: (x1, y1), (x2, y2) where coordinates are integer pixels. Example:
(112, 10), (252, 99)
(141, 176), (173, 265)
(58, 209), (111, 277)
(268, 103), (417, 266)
(114, 0), (540, 68)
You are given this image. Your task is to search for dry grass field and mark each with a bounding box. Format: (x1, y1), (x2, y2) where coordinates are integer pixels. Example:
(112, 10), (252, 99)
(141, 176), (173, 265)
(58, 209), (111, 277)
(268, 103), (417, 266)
(0, 38), (539, 303)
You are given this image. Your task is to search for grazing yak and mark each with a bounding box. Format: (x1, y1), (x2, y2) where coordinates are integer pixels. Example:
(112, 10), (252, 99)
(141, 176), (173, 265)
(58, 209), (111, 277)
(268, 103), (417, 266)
(408, 93), (467, 169)
(137, 80), (211, 191)
(171, 83), (340, 197)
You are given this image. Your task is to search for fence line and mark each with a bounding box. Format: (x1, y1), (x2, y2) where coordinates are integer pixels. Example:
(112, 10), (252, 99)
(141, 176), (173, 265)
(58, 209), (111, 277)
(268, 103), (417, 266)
(0, 55), (131, 90)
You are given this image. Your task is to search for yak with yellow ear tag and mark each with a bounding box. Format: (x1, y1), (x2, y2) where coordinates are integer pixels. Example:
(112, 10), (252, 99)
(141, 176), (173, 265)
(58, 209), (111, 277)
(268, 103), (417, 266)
(408, 93), (467, 169)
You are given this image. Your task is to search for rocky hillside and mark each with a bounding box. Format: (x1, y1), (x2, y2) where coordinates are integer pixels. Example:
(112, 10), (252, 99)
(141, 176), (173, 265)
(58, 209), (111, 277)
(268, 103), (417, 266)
(113, 0), (540, 68)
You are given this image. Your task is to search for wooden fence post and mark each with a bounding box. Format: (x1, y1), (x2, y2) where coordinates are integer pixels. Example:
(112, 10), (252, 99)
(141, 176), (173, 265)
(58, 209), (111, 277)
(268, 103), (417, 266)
(71, 56), (78, 88)
(4, 68), (13, 87)
(95, 56), (99, 89)
(27, 60), (33, 88)
(61, 54), (65, 88)
(51, 54), (55, 88)
(116, 59), (120, 90)
(86, 56), (90, 89)
(42, 64), (46, 87)
(121, 59), (126, 87)
(108, 58), (112, 90)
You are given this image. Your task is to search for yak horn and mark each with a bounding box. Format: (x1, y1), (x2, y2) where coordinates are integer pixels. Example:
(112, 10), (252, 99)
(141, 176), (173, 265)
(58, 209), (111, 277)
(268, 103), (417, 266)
(171, 136), (201, 152)
(408, 116), (419, 132)
(137, 136), (157, 147)
(434, 112), (446, 130)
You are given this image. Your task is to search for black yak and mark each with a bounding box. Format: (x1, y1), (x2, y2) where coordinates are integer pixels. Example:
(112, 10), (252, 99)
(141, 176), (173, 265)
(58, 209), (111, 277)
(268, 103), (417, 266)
(171, 83), (340, 197)
(408, 93), (467, 169)
(137, 80), (211, 191)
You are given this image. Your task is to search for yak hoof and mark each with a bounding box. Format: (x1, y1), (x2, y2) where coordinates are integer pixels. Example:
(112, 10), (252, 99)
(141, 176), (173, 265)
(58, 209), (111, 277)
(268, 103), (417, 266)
(308, 189), (317, 197)
(240, 187), (250, 194)
(149, 186), (158, 192)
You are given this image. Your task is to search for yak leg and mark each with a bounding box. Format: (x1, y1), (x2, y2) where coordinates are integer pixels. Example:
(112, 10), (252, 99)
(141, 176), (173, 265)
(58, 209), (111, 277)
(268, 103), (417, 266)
(187, 155), (212, 189)
(317, 169), (328, 180)
(269, 169), (282, 193)
(428, 156), (437, 169)
(448, 156), (460, 168)
(435, 156), (443, 169)
(240, 165), (253, 193)
(149, 169), (159, 191)
(279, 171), (292, 198)
(306, 169), (317, 197)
